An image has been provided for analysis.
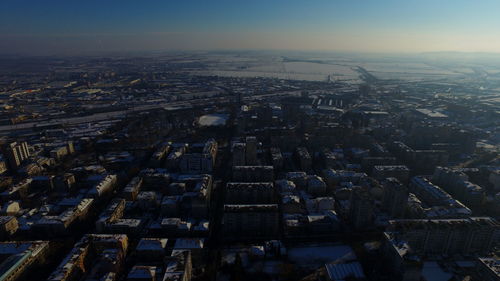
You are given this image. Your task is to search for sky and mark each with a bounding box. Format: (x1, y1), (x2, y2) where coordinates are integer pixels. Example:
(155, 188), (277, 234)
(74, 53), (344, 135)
(1, 0), (500, 55)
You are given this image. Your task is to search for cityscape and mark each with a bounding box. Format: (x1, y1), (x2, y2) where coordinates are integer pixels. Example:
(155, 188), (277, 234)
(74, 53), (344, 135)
(0, 1), (499, 281)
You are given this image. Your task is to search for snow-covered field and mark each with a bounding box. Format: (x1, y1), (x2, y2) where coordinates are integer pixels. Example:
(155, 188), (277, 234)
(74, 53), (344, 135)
(198, 114), (229, 126)
(189, 52), (500, 84)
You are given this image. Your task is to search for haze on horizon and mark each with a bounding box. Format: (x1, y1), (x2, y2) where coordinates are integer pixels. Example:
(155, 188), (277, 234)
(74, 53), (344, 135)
(1, 0), (500, 56)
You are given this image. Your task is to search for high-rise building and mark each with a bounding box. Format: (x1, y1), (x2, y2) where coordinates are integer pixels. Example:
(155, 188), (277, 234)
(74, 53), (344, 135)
(232, 166), (274, 182)
(269, 147), (283, 171)
(48, 234), (128, 281)
(349, 187), (374, 230)
(0, 241), (50, 281)
(245, 136), (258, 165)
(295, 147), (312, 171)
(382, 178), (409, 218)
(433, 166), (485, 209)
(0, 154), (7, 174)
(475, 258), (500, 281)
(180, 140), (217, 174)
(372, 165), (410, 184)
(0, 216), (19, 238)
(222, 204), (279, 239)
(409, 176), (471, 216)
(225, 182), (276, 204)
(386, 217), (499, 256)
(4, 142), (30, 171)
(232, 142), (246, 166)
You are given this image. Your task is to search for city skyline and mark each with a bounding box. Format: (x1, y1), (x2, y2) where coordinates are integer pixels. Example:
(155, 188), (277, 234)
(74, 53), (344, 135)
(0, 2), (498, 279)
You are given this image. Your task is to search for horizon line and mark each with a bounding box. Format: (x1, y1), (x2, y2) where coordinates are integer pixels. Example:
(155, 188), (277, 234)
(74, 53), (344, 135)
(2, 49), (500, 59)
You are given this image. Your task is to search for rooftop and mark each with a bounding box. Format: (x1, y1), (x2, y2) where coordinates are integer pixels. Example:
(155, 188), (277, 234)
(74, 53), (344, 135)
(325, 261), (366, 281)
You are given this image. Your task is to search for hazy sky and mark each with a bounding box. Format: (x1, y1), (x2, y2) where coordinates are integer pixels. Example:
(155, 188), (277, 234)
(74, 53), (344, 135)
(1, 0), (500, 55)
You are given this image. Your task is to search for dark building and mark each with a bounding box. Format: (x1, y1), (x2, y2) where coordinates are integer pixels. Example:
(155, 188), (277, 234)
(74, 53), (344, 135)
(382, 178), (408, 218)
(349, 187), (374, 230)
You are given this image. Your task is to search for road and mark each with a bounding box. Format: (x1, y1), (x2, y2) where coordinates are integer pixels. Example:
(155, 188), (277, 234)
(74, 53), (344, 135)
(0, 91), (299, 132)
